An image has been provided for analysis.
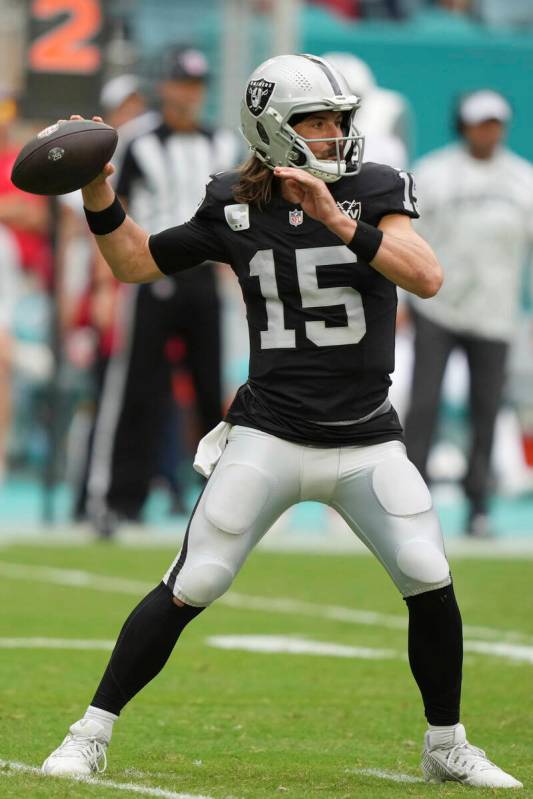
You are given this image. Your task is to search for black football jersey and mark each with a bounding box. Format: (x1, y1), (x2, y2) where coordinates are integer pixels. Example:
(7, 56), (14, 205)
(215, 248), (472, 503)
(149, 163), (419, 446)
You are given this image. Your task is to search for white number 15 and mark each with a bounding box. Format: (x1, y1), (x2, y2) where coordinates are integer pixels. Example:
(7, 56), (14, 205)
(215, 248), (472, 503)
(249, 245), (366, 349)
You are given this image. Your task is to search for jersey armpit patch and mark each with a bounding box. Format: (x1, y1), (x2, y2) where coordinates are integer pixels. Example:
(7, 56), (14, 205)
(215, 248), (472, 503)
(224, 203), (250, 231)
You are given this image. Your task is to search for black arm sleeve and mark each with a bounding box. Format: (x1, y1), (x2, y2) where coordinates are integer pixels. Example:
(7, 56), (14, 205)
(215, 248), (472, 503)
(148, 216), (229, 275)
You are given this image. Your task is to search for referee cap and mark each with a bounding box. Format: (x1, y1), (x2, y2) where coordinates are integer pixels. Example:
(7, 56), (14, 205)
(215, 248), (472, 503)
(161, 47), (210, 81)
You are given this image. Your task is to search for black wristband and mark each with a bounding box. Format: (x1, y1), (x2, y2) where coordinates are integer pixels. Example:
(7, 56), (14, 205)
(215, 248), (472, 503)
(347, 220), (383, 263)
(84, 195), (126, 235)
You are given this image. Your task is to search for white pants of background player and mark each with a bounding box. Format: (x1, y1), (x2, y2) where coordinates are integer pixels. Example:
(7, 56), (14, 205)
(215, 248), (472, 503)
(163, 425), (451, 604)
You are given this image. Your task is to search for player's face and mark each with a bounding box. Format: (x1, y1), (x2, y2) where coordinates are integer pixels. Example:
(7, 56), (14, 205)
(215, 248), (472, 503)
(463, 119), (505, 159)
(292, 111), (344, 160)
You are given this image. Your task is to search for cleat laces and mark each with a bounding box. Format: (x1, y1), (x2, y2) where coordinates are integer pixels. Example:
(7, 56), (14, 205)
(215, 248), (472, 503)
(60, 733), (107, 773)
(446, 742), (497, 776)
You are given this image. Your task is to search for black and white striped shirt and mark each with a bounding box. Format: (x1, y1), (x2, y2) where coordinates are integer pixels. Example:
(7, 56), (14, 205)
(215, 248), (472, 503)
(116, 122), (240, 233)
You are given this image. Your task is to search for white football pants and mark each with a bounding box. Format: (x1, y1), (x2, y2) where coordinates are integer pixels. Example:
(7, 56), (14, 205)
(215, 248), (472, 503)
(163, 425), (451, 605)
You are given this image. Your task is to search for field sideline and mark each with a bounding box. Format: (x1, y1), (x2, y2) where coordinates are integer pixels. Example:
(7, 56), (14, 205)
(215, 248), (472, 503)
(0, 540), (531, 799)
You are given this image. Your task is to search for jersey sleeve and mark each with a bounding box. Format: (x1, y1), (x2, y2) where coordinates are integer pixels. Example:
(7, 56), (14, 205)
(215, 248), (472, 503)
(148, 183), (230, 275)
(373, 166), (420, 222)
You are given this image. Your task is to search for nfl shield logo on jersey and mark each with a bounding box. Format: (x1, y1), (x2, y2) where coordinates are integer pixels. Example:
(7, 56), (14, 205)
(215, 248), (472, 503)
(289, 208), (303, 227)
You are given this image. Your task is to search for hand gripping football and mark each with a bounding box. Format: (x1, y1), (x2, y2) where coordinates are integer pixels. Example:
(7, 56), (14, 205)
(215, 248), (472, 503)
(11, 119), (118, 196)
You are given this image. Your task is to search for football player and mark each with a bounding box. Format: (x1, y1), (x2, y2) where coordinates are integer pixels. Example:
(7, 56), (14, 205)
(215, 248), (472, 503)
(42, 55), (522, 789)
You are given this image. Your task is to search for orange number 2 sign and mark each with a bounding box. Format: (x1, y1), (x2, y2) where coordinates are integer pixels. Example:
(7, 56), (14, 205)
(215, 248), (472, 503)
(29, 0), (102, 75)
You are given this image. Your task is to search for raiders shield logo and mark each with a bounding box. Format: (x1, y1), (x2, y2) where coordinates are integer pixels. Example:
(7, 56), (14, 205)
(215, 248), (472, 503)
(246, 79), (276, 117)
(336, 199), (362, 220)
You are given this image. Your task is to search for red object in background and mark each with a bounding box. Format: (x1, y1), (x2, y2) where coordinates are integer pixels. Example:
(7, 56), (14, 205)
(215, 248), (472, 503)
(523, 435), (533, 467)
(165, 336), (197, 408)
(0, 148), (52, 285)
(165, 337), (186, 364)
(310, 0), (360, 19)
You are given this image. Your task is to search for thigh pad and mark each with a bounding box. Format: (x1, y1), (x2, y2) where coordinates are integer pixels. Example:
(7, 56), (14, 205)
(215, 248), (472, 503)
(372, 456), (432, 516)
(204, 463), (270, 535)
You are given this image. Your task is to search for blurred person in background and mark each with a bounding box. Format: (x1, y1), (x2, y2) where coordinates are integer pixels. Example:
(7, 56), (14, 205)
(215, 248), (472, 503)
(312, 0), (417, 19)
(85, 47), (240, 537)
(0, 87), (52, 481)
(99, 73), (161, 175)
(0, 223), (21, 484)
(0, 87), (52, 290)
(323, 52), (412, 169)
(404, 90), (533, 537)
(62, 73), (161, 521)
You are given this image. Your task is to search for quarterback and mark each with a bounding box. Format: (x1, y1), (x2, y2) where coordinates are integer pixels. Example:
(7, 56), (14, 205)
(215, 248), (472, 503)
(43, 55), (521, 788)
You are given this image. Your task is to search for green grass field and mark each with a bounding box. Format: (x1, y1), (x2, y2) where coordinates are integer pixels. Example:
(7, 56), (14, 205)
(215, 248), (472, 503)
(0, 540), (532, 799)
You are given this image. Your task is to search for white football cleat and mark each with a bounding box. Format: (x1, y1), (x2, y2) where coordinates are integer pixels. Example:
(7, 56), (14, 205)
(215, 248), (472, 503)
(42, 718), (108, 776)
(422, 724), (522, 788)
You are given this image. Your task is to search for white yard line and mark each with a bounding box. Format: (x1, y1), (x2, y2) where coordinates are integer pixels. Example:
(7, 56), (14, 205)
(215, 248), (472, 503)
(0, 561), (152, 595)
(223, 592), (533, 644)
(0, 637), (114, 650)
(346, 767), (424, 783)
(207, 634), (401, 660)
(463, 640), (533, 664)
(1, 560), (533, 657)
(0, 758), (216, 799)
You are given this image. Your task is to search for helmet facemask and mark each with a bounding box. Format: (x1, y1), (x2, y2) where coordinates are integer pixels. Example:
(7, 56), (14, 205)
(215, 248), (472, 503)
(285, 109), (364, 182)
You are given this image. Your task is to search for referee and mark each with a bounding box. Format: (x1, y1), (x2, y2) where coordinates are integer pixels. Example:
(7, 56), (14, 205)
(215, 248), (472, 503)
(86, 47), (240, 535)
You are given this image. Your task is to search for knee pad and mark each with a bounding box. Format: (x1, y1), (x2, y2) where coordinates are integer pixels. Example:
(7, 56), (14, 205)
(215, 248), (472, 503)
(204, 463), (270, 535)
(372, 456), (432, 516)
(396, 539), (450, 585)
(175, 560), (234, 607)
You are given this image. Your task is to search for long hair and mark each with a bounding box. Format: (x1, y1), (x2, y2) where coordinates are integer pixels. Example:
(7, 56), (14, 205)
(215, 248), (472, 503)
(233, 154), (274, 208)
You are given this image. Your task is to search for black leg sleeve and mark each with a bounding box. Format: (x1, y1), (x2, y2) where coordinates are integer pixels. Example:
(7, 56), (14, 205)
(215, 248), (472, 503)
(91, 583), (205, 715)
(405, 584), (463, 726)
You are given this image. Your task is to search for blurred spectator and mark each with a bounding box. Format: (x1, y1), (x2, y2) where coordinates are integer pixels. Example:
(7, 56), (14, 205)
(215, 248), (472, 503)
(99, 73), (161, 175)
(472, 0), (533, 27)
(311, 0), (361, 18)
(439, 0), (471, 13)
(404, 90), (533, 537)
(85, 47), (240, 536)
(0, 88), (51, 289)
(323, 52), (412, 168)
(0, 87), (53, 482)
(0, 224), (21, 483)
(311, 0), (417, 19)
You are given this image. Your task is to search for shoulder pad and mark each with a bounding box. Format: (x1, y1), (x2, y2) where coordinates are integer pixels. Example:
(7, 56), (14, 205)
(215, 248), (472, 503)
(206, 170), (240, 202)
(195, 170), (240, 221)
(357, 162), (400, 195)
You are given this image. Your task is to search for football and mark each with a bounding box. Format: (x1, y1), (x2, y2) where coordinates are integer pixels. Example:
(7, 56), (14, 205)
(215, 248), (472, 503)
(11, 119), (118, 196)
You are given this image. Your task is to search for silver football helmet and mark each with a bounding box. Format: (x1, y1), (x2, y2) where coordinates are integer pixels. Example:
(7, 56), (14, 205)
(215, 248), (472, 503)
(240, 53), (364, 182)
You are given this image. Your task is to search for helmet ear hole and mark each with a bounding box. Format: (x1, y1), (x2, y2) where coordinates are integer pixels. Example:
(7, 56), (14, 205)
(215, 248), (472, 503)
(256, 121), (270, 144)
(289, 147), (306, 167)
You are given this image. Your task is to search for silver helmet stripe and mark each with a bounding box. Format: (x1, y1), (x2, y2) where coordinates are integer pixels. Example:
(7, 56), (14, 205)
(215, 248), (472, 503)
(301, 54), (343, 96)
